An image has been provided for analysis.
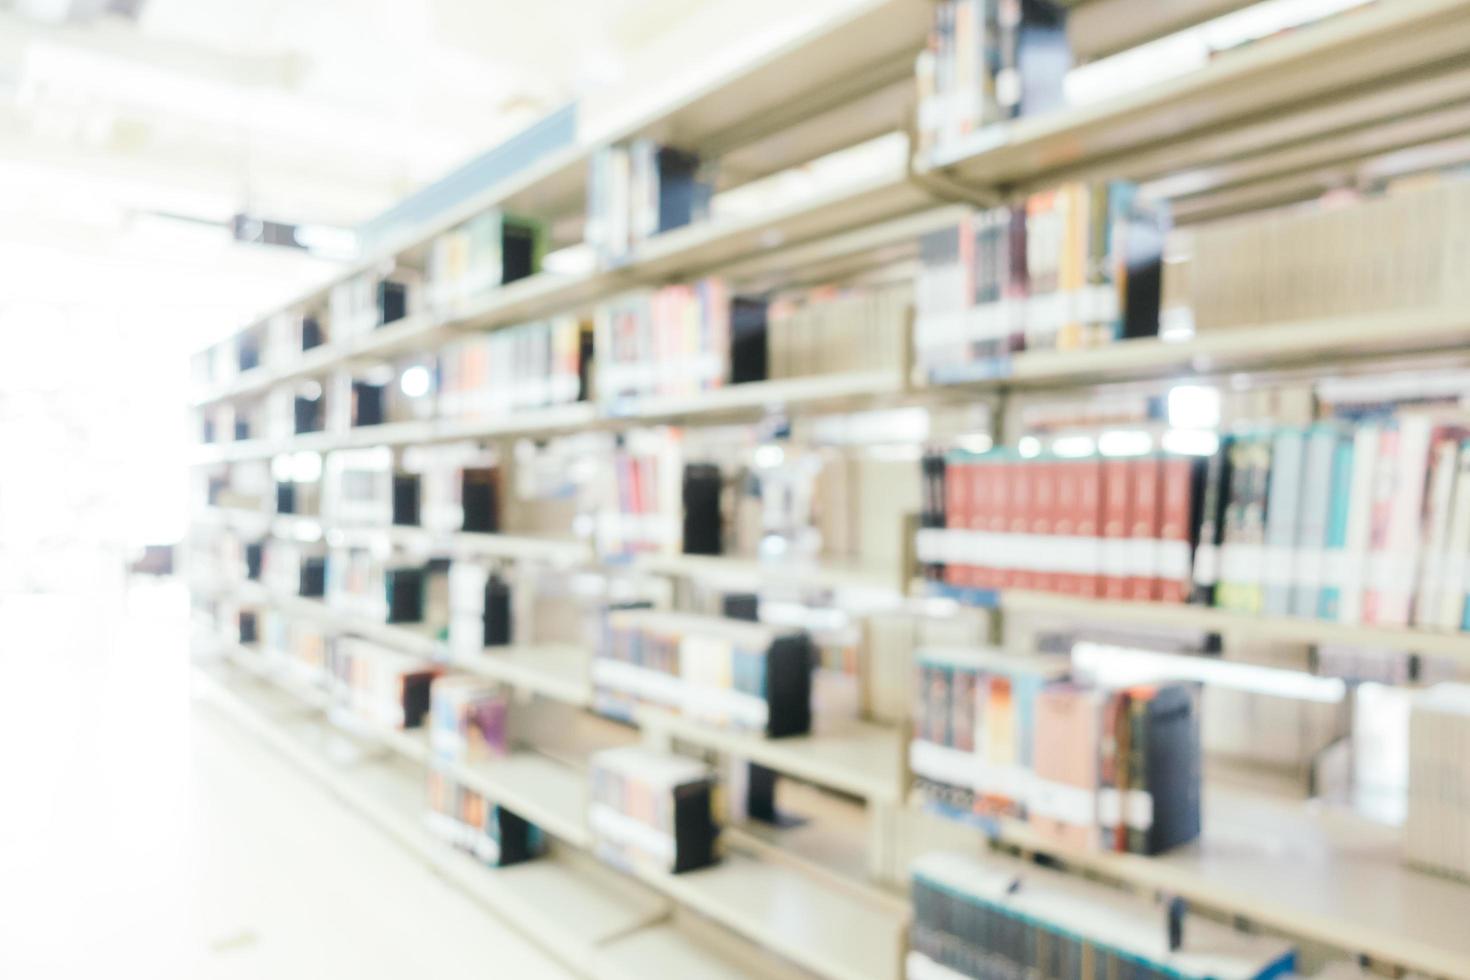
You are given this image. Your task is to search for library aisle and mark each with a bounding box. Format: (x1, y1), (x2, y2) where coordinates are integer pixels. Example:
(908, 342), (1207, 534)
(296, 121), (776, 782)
(0, 580), (569, 980)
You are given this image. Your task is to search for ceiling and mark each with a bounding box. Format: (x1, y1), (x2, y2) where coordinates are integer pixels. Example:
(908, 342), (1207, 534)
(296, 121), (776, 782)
(0, 0), (705, 333)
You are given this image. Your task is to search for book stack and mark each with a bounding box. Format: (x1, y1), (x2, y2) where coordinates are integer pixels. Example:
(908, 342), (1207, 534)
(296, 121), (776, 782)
(914, 0), (1070, 161)
(588, 746), (720, 875)
(429, 676), (509, 764)
(446, 561), (513, 658)
(436, 317), (587, 420)
(586, 141), (711, 265)
(329, 269), (411, 338)
(425, 769), (545, 867)
(916, 448), (1205, 603)
(913, 183), (1166, 384)
(594, 442), (681, 558)
(765, 281), (910, 380)
(1197, 415), (1470, 629)
(592, 610), (813, 737)
(327, 638), (440, 731)
(1405, 683), (1470, 881)
(594, 281), (768, 404)
(910, 648), (1201, 855)
(908, 850), (1297, 980)
(1168, 175), (1470, 333)
(426, 210), (544, 310)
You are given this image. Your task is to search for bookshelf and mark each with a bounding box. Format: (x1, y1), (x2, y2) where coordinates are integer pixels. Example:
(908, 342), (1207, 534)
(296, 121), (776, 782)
(187, 2), (1470, 978)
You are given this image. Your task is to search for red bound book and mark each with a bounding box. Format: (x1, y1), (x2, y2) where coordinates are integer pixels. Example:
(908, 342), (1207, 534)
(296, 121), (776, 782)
(990, 456), (1013, 590)
(1076, 458), (1104, 598)
(1032, 461), (1058, 593)
(1127, 455), (1162, 601)
(1157, 455), (1199, 603)
(1009, 460), (1035, 590)
(944, 458), (970, 588)
(1053, 460), (1080, 595)
(1102, 458), (1131, 599)
(968, 458), (991, 589)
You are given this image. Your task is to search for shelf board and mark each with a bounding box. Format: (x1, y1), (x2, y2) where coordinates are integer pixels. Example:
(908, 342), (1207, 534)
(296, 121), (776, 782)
(454, 752), (592, 849)
(981, 787), (1470, 980)
(633, 549), (904, 597)
(637, 706), (905, 804)
(446, 645), (595, 708)
(191, 369), (903, 463)
(956, 587), (1470, 663)
(988, 306), (1470, 391)
(925, 0), (1470, 194)
(639, 852), (905, 980)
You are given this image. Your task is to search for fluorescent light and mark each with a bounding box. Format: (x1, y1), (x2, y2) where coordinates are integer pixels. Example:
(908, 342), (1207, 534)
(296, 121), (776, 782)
(1098, 429), (1152, 457)
(1162, 429), (1220, 456)
(1017, 436), (1042, 458)
(1167, 384), (1220, 429)
(1073, 641), (1346, 703)
(1050, 435), (1096, 458)
(399, 365), (432, 399)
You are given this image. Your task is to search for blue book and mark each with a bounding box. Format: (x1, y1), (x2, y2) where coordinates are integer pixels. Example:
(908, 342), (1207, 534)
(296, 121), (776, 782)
(1318, 434), (1357, 621)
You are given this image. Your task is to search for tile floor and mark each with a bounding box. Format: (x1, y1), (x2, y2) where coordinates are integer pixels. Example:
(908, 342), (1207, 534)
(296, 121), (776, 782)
(0, 578), (571, 979)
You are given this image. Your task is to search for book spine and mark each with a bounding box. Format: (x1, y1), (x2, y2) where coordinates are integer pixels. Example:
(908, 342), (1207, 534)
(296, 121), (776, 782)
(1156, 454), (1199, 603)
(1338, 423), (1381, 625)
(1437, 442), (1470, 630)
(1101, 457), (1131, 599)
(1317, 432), (1357, 621)
(1263, 428), (1306, 617)
(1414, 436), (1460, 628)
(1362, 425), (1402, 625)
(1126, 454), (1161, 601)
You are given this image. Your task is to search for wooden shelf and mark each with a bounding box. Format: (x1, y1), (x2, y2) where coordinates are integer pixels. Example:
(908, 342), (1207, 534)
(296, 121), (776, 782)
(192, 369), (905, 463)
(954, 307), (1470, 392)
(637, 852), (905, 980)
(638, 706), (905, 804)
(928, 584), (1470, 662)
(633, 549), (904, 597)
(975, 787), (1470, 980)
(923, 0), (1470, 196)
(446, 645), (595, 708)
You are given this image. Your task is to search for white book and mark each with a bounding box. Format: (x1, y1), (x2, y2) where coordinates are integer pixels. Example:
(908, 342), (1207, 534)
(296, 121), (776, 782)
(1414, 438), (1459, 627)
(1438, 442), (1470, 631)
(1379, 415), (1436, 626)
(1337, 423), (1380, 625)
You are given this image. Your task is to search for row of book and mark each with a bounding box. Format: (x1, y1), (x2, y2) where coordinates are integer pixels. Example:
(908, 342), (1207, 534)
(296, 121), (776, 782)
(766, 281), (910, 381)
(594, 281), (767, 403)
(914, 0), (1070, 161)
(585, 141), (711, 266)
(916, 449), (1201, 603)
(324, 448), (503, 535)
(588, 745), (720, 875)
(425, 769), (545, 868)
(921, 411), (1470, 632)
(1170, 174), (1470, 332)
(437, 317), (587, 419)
(329, 269), (413, 340)
(594, 609), (813, 737)
(1406, 683), (1470, 882)
(910, 647), (1201, 855)
(909, 850), (1296, 980)
(425, 210), (544, 311)
(913, 182), (1166, 383)
(325, 638), (437, 731)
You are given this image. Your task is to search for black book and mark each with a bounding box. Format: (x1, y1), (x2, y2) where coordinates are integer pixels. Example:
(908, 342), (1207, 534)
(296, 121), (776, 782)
(293, 394), (322, 434)
(1131, 684), (1202, 855)
(385, 567), (425, 624)
(483, 574), (512, 647)
(681, 463), (723, 555)
(1190, 438), (1234, 606)
(352, 380), (385, 427)
(238, 609), (258, 646)
(237, 336), (260, 373)
(653, 146), (711, 236)
(301, 315), (323, 351)
(299, 556), (326, 598)
(728, 296), (769, 385)
(244, 542), (263, 581)
(202, 418), (216, 445)
(275, 481), (296, 515)
(669, 778), (719, 873)
(722, 593), (759, 622)
(376, 280), (407, 326)
(1002, 0), (1071, 120)
(392, 473), (420, 527)
(765, 633), (814, 737)
(502, 219), (541, 284)
(460, 467), (500, 534)
(486, 805), (543, 866)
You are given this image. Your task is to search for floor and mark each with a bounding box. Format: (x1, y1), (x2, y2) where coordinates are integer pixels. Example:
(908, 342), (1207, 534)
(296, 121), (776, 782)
(0, 578), (571, 979)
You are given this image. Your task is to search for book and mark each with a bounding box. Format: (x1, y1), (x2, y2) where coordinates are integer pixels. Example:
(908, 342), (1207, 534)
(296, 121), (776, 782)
(589, 746), (719, 875)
